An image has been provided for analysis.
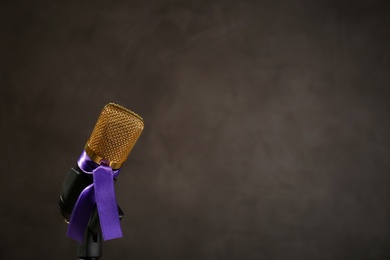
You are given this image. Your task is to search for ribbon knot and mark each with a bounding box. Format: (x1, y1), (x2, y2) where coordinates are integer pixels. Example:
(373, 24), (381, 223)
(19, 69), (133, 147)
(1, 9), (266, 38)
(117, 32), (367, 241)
(67, 152), (123, 242)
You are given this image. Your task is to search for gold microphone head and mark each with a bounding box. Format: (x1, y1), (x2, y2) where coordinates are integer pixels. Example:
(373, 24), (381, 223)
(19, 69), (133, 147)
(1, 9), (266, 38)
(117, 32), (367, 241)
(84, 103), (144, 169)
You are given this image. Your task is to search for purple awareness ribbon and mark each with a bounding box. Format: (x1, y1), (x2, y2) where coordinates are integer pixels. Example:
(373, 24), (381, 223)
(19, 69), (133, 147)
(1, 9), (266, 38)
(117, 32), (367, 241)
(67, 151), (123, 242)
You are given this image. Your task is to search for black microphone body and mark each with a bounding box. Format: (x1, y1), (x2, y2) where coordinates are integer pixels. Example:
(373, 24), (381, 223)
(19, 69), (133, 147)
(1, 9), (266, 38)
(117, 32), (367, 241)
(59, 165), (124, 223)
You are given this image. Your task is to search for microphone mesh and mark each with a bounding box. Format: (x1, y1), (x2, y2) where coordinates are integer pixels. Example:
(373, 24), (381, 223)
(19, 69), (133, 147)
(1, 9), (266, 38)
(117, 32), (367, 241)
(85, 103), (144, 169)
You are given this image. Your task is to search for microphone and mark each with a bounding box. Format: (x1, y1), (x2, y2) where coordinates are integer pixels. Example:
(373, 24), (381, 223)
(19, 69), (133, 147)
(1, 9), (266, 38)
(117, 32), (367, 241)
(59, 103), (144, 243)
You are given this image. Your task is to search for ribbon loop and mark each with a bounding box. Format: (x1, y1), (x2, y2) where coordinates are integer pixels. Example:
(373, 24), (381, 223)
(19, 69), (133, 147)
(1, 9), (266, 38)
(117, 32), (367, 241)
(66, 184), (95, 242)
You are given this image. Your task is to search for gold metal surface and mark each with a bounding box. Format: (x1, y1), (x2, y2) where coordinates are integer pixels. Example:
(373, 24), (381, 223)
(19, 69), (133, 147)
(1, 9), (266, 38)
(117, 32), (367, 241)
(85, 103), (144, 169)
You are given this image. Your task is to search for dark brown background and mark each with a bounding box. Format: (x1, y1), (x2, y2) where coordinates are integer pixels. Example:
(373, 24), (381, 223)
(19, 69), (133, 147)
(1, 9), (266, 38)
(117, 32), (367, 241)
(1, 0), (390, 259)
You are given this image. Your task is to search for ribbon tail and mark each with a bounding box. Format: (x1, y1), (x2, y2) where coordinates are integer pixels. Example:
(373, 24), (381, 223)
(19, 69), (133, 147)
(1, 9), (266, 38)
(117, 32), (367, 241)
(93, 165), (123, 241)
(67, 184), (96, 242)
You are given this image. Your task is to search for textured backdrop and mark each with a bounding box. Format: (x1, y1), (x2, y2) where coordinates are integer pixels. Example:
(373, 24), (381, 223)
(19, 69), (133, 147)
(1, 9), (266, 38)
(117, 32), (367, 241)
(1, 0), (390, 259)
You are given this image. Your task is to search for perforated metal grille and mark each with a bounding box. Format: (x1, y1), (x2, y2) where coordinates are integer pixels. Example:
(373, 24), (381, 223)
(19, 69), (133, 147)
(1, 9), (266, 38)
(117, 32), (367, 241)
(86, 103), (144, 166)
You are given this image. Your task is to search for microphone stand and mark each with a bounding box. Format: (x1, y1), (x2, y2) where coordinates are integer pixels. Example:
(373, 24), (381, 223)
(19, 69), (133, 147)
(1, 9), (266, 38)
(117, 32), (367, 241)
(76, 208), (102, 260)
(76, 206), (124, 260)
(77, 228), (102, 260)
